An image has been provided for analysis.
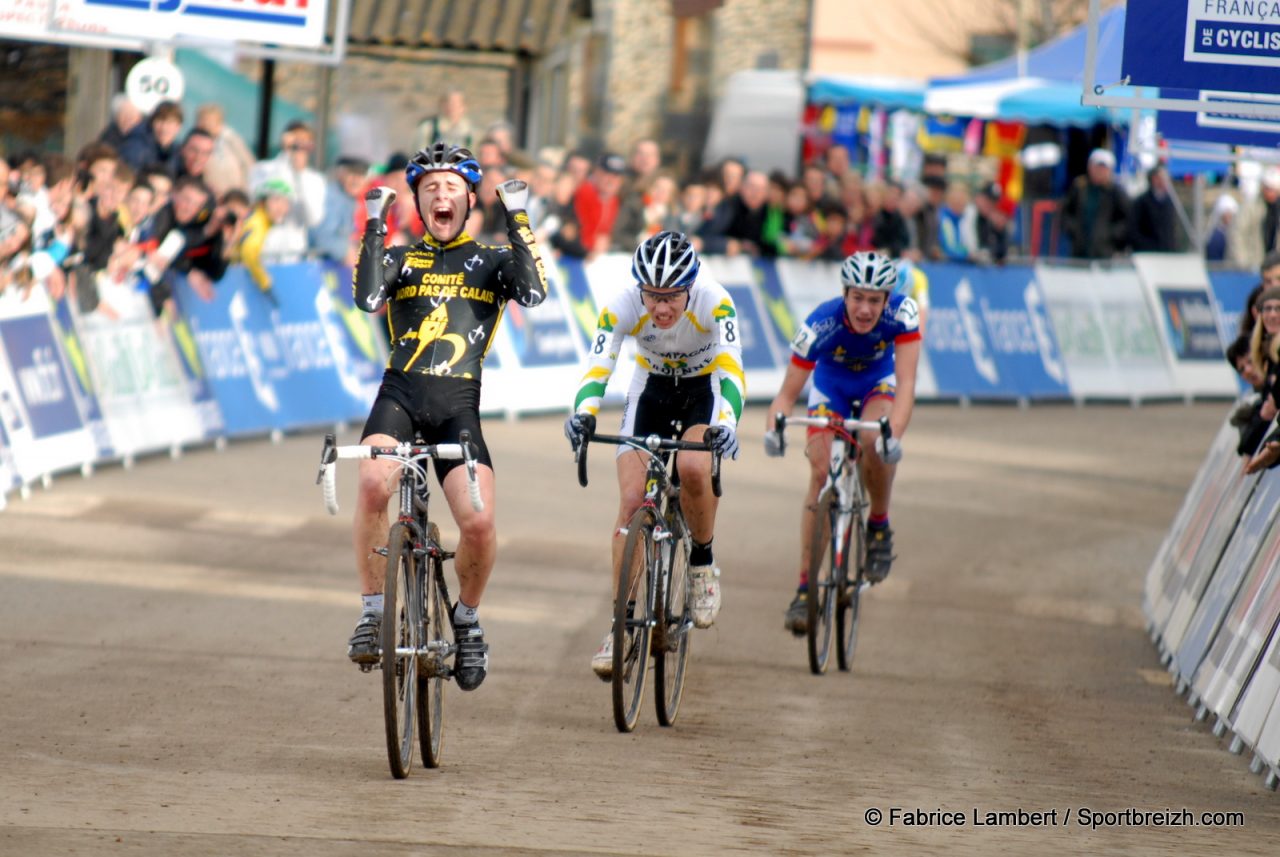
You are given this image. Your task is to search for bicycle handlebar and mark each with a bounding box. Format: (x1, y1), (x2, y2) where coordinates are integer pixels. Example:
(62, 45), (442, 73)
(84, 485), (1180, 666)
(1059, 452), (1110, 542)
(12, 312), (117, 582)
(317, 432), (483, 515)
(574, 425), (724, 498)
(773, 412), (893, 459)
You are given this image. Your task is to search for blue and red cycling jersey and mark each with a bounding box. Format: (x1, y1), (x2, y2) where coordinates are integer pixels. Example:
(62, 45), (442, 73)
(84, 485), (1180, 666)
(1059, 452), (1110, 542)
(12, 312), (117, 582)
(789, 293), (922, 419)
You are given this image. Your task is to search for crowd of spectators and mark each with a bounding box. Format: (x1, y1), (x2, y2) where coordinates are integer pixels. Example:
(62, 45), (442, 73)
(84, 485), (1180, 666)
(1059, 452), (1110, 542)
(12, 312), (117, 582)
(0, 89), (1271, 321)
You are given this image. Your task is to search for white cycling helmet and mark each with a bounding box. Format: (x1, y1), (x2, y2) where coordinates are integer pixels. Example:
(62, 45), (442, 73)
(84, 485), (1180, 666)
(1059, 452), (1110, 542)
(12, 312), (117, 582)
(840, 251), (898, 291)
(632, 230), (700, 290)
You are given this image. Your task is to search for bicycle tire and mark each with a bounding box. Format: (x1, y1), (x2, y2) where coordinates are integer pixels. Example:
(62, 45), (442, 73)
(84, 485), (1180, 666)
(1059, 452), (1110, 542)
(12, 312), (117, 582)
(806, 490), (837, 675)
(613, 506), (656, 733)
(654, 506), (691, 727)
(382, 522), (417, 779)
(836, 492), (864, 672)
(417, 522), (449, 768)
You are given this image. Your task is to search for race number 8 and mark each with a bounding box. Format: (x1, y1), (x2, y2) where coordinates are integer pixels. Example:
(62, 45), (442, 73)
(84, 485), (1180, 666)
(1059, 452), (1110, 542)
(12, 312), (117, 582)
(724, 320), (737, 342)
(593, 333), (606, 354)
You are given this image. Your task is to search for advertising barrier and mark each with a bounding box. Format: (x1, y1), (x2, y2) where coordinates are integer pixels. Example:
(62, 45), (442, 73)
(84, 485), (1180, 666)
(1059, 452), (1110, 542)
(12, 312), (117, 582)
(0, 288), (97, 487)
(1145, 412), (1280, 783)
(70, 280), (205, 460)
(1133, 254), (1239, 400)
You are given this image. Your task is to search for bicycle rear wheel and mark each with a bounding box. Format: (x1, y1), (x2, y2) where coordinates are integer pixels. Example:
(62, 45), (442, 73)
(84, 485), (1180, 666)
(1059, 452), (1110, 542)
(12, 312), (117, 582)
(806, 491), (837, 675)
(613, 507), (656, 733)
(654, 509), (691, 727)
(836, 496), (864, 672)
(417, 523), (450, 768)
(382, 522), (418, 779)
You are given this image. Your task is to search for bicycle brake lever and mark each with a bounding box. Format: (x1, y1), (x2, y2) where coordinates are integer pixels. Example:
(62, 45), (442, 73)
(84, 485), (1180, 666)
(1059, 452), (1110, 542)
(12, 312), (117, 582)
(316, 433), (336, 485)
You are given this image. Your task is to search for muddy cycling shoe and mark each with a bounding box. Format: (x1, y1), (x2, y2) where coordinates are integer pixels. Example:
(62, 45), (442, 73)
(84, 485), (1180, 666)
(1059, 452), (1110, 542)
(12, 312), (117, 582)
(591, 630), (614, 681)
(452, 621), (490, 691)
(347, 611), (382, 666)
(784, 591), (808, 636)
(689, 565), (722, 628)
(865, 526), (896, 583)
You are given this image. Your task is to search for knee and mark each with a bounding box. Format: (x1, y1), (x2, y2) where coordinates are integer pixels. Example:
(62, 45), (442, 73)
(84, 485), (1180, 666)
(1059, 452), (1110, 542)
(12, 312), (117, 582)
(618, 489), (645, 520)
(677, 455), (710, 491)
(458, 510), (496, 545)
(356, 469), (392, 511)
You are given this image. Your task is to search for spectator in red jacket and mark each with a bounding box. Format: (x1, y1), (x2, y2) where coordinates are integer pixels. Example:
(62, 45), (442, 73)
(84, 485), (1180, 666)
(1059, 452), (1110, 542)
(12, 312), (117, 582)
(573, 152), (626, 255)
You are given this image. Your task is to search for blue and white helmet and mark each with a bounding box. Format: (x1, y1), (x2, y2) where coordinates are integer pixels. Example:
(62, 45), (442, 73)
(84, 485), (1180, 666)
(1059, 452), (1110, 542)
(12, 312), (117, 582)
(632, 231), (700, 290)
(839, 251), (897, 291)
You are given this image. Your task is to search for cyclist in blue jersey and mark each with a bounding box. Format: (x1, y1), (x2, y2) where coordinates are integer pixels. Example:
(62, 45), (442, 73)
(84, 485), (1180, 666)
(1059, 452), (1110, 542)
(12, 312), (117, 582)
(764, 251), (922, 635)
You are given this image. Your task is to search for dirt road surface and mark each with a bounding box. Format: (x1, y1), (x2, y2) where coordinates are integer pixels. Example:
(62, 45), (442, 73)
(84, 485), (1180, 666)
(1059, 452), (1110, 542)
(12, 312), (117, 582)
(2, 403), (1277, 856)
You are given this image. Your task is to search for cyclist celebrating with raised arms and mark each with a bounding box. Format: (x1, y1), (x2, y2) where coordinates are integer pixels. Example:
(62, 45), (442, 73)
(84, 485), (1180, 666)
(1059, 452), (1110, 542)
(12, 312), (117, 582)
(765, 250), (921, 635)
(347, 142), (548, 691)
(565, 231), (744, 678)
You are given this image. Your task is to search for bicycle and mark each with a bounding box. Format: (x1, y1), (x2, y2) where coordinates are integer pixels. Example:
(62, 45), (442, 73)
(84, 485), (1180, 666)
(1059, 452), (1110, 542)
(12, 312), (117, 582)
(573, 421), (724, 732)
(316, 431), (484, 778)
(773, 411), (892, 675)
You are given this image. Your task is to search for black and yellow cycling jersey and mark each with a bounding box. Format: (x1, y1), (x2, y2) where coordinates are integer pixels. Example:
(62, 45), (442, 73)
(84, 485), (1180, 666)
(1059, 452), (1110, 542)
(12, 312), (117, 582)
(353, 210), (548, 379)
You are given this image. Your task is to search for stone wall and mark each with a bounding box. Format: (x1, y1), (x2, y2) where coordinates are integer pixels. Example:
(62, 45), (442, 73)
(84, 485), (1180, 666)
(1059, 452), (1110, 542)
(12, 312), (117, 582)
(708, 0), (807, 97)
(264, 51), (513, 166)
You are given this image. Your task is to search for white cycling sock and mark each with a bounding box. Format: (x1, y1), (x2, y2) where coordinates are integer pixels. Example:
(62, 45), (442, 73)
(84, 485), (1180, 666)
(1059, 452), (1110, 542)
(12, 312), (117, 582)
(362, 593), (384, 616)
(454, 600), (479, 626)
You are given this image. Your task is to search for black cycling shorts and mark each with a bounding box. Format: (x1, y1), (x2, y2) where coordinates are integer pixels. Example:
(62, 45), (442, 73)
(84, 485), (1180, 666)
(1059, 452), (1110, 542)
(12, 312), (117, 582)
(362, 369), (493, 483)
(621, 374), (714, 441)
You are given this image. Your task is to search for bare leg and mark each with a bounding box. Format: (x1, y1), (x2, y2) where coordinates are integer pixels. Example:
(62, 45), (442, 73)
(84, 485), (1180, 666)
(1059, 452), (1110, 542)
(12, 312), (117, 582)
(352, 433), (401, 595)
(441, 463), (497, 608)
(677, 424), (718, 544)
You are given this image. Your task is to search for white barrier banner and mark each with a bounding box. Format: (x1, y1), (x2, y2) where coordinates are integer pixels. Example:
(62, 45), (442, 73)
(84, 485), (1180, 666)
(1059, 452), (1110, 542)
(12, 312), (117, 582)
(75, 281), (204, 457)
(1254, 645), (1280, 769)
(1094, 267), (1179, 401)
(1159, 465), (1255, 656)
(1145, 420), (1242, 635)
(1132, 253), (1238, 399)
(1174, 467), (1280, 683)
(1228, 612), (1280, 751)
(0, 288), (97, 483)
(1193, 496), (1280, 721)
(1039, 265), (1132, 400)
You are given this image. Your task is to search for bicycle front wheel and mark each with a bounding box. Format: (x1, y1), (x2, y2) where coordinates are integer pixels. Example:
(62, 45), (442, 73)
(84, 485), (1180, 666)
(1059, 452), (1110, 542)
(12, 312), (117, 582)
(613, 507), (656, 733)
(654, 510), (691, 727)
(382, 522), (418, 779)
(806, 491), (837, 675)
(836, 499), (865, 672)
(417, 523), (450, 768)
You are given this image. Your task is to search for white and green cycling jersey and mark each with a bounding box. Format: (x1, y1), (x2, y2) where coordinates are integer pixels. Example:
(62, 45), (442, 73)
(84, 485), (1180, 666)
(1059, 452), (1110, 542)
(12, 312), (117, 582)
(572, 276), (746, 430)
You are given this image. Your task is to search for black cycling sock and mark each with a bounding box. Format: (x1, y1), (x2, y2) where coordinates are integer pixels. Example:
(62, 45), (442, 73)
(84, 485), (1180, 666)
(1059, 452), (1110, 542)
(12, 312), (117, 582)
(690, 539), (713, 567)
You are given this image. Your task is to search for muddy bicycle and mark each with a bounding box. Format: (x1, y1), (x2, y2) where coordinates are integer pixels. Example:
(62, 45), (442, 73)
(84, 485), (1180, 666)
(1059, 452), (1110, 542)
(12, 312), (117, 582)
(774, 412), (892, 674)
(573, 421), (724, 732)
(317, 432), (483, 777)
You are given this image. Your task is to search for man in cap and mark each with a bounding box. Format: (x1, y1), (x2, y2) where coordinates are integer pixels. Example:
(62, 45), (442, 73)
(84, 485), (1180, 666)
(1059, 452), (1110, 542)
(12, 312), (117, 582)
(1059, 148), (1131, 259)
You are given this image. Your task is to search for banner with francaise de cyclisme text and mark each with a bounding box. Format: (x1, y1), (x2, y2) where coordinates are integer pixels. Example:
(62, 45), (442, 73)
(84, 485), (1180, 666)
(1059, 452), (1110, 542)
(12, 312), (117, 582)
(1123, 0), (1280, 92)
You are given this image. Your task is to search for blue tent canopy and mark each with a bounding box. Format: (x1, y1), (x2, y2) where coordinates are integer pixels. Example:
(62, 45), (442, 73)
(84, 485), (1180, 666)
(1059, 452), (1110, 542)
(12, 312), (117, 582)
(925, 6), (1128, 126)
(807, 74), (926, 111)
(932, 5), (1126, 87)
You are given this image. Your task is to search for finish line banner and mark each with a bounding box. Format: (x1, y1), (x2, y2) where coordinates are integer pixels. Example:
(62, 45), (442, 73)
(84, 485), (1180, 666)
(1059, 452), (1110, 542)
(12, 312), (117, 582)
(1123, 0), (1280, 92)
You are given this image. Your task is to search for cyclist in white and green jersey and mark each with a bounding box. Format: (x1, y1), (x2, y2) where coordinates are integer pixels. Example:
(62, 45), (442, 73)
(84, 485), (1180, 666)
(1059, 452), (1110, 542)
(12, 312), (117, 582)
(565, 231), (745, 678)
